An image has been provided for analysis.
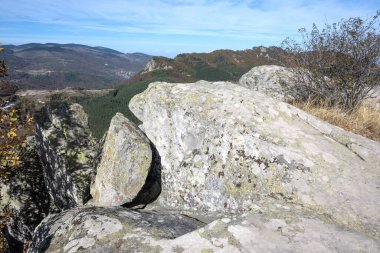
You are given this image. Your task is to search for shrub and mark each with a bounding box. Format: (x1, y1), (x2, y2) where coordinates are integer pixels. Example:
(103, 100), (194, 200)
(0, 47), (34, 253)
(281, 11), (380, 112)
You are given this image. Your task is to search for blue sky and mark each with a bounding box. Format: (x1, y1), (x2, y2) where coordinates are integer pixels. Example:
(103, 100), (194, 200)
(0, 0), (378, 57)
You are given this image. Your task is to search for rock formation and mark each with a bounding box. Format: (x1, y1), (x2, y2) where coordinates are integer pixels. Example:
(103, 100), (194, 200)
(142, 58), (173, 74)
(6, 68), (380, 252)
(27, 206), (205, 253)
(130, 81), (380, 239)
(27, 201), (379, 253)
(35, 103), (97, 210)
(0, 137), (51, 251)
(91, 113), (161, 206)
(238, 65), (293, 100)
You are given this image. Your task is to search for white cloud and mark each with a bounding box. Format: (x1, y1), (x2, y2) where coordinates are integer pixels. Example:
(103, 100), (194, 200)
(0, 0), (377, 55)
(1, 0), (376, 36)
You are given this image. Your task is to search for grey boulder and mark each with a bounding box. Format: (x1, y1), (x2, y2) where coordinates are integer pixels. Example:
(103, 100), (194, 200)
(129, 81), (380, 238)
(35, 103), (97, 210)
(239, 65), (293, 100)
(91, 113), (161, 206)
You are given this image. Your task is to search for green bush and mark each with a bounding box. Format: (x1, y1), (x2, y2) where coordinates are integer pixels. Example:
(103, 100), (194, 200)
(282, 10), (380, 112)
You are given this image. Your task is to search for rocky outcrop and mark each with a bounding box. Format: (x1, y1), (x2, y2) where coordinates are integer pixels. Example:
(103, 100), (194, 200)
(142, 58), (173, 74)
(0, 137), (51, 251)
(27, 202), (379, 253)
(14, 75), (380, 252)
(35, 103), (97, 210)
(91, 113), (161, 206)
(130, 81), (380, 238)
(27, 206), (205, 253)
(238, 65), (293, 100)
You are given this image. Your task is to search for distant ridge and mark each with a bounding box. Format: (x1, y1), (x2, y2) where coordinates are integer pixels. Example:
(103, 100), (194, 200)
(126, 46), (284, 85)
(1, 43), (152, 89)
(83, 46), (287, 138)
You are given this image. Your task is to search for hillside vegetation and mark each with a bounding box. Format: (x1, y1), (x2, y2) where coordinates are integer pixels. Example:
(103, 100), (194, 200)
(82, 78), (181, 139)
(128, 46), (283, 83)
(82, 46), (284, 138)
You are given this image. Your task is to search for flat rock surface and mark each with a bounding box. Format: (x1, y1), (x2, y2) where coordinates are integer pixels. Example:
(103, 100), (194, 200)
(27, 203), (379, 253)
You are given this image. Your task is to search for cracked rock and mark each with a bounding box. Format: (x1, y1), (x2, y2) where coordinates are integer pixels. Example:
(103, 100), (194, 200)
(129, 81), (380, 238)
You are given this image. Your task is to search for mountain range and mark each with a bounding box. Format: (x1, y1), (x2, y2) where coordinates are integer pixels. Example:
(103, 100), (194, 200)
(1, 43), (152, 89)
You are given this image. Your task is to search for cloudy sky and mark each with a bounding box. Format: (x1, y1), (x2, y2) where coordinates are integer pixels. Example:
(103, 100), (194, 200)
(0, 0), (378, 57)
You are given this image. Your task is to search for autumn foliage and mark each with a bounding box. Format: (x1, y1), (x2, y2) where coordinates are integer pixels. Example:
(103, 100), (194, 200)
(0, 47), (34, 252)
(0, 108), (34, 182)
(281, 11), (380, 112)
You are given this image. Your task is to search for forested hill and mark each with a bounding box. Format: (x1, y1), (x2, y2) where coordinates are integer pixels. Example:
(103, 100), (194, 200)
(82, 46), (286, 138)
(1, 43), (152, 89)
(126, 46), (284, 84)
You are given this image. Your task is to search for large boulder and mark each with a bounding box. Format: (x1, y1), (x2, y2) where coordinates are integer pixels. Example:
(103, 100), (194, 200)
(238, 65), (293, 100)
(27, 202), (379, 253)
(129, 81), (380, 238)
(35, 103), (97, 210)
(27, 206), (205, 253)
(91, 113), (161, 206)
(0, 137), (51, 252)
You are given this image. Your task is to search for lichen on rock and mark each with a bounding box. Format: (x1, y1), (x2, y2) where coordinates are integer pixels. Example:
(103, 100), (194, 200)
(91, 113), (161, 207)
(35, 103), (97, 210)
(129, 81), (380, 238)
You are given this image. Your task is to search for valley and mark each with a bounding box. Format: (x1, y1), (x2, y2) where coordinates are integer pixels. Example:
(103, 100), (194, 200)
(1, 43), (152, 89)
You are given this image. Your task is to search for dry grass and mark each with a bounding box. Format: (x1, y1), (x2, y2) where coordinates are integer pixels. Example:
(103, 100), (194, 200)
(292, 101), (380, 142)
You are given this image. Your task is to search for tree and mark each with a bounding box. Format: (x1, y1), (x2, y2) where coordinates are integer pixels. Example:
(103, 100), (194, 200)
(0, 47), (34, 253)
(0, 47), (6, 79)
(281, 11), (380, 112)
(0, 47), (18, 96)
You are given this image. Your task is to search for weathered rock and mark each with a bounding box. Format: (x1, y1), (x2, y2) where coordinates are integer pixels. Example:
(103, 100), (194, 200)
(142, 58), (173, 74)
(91, 113), (161, 206)
(239, 65), (293, 100)
(27, 202), (379, 253)
(171, 209), (379, 253)
(129, 81), (380, 238)
(0, 137), (51, 252)
(27, 206), (205, 253)
(35, 103), (97, 210)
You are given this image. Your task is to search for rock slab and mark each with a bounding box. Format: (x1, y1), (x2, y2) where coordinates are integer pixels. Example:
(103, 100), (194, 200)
(35, 103), (97, 210)
(27, 203), (379, 253)
(27, 206), (205, 253)
(91, 113), (159, 206)
(129, 81), (380, 238)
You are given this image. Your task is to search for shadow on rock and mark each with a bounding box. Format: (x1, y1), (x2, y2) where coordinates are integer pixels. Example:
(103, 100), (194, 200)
(122, 143), (162, 209)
